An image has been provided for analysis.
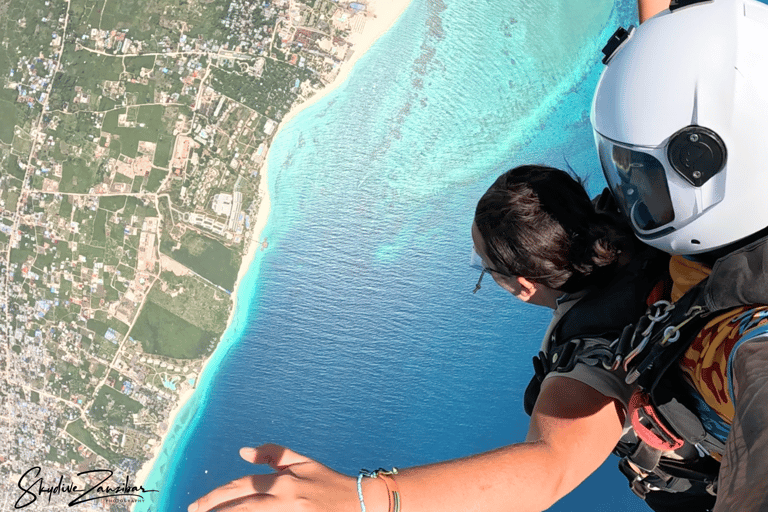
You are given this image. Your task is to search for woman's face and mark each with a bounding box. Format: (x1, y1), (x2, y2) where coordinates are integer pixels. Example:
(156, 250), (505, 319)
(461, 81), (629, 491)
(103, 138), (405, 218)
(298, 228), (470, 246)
(471, 222), (529, 297)
(471, 221), (561, 309)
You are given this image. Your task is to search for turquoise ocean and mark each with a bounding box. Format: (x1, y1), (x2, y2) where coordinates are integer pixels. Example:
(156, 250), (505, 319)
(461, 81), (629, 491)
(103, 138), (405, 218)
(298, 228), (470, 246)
(138, 0), (649, 510)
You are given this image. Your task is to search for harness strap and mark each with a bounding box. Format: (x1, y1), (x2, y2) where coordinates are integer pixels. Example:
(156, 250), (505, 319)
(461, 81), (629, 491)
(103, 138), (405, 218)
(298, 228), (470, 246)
(627, 441), (662, 473)
(619, 457), (716, 498)
(628, 390), (685, 452)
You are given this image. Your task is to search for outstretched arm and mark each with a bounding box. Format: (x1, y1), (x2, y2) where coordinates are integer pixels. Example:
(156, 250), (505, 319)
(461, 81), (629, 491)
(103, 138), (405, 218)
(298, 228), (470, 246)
(638, 0), (668, 23)
(188, 376), (624, 512)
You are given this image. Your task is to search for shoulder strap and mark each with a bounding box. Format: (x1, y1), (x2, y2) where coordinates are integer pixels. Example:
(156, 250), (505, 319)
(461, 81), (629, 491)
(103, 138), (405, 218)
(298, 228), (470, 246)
(524, 246), (669, 416)
(554, 245), (669, 344)
(702, 234), (768, 310)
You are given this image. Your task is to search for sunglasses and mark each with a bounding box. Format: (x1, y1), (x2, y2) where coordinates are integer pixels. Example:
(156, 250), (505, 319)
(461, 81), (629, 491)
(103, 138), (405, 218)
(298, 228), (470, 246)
(470, 247), (513, 294)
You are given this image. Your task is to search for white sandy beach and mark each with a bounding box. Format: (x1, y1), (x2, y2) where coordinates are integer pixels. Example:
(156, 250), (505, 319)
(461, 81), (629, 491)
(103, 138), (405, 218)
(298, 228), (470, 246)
(133, 0), (413, 493)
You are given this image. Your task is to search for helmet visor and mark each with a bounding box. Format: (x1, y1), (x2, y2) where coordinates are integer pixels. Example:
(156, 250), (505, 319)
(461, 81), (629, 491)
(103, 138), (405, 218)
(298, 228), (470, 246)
(596, 134), (675, 232)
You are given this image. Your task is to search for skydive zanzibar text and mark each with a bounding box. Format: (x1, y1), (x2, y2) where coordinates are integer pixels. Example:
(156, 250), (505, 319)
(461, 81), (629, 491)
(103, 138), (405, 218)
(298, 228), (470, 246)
(15, 466), (158, 508)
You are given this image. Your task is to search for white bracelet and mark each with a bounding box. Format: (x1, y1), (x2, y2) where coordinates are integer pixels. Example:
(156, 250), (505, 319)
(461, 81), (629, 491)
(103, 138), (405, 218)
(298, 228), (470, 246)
(357, 472), (367, 512)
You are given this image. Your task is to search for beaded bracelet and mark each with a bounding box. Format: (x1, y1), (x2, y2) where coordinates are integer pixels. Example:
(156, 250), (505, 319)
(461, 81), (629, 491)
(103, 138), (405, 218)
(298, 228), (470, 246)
(357, 468), (401, 512)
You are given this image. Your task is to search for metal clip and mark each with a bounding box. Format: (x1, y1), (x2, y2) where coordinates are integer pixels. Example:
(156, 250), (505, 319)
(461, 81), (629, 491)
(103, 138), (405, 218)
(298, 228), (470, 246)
(624, 302), (673, 373)
(642, 301), (672, 334)
(612, 324), (636, 371)
(660, 326), (681, 346)
(623, 334), (650, 373)
(694, 443), (711, 458)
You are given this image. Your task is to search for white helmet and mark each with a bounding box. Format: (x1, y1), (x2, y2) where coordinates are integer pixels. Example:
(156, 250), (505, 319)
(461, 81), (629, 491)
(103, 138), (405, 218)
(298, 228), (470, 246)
(591, 0), (768, 255)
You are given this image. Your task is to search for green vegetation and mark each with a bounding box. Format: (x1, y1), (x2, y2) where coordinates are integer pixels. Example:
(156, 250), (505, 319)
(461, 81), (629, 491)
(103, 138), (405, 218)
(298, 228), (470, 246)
(102, 105), (167, 158)
(125, 195), (158, 217)
(161, 231), (239, 290)
(109, 221), (126, 241)
(125, 55), (156, 75)
(49, 49), (123, 112)
(314, 0), (338, 17)
(90, 385), (143, 425)
(78, 240), (106, 262)
(145, 167), (168, 192)
(211, 59), (315, 118)
(92, 336), (119, 360)
(3, 186), (21, 212)
(59, 197), (74, 218)
(99, 0), (167, 40)
(93, 209), (108, 243)
(93, 363), (107, 379)
(130, 302), (218, 359)
(149, 274), (230, 334)
(87, 319), (110, 337)
(53, 360), (92, 398)
(0, 100), (17, 144)
(117, 264), (135, 281)
(45, 443), (84, 464)
(99, 96), (117, 111)
(125, 81), (155, 105)
(10, 246), (34, 266)
(60, 157), (97, 194)
(12, 134), (33, 158)
(113, 171), (133, 184)
(0, 0), (352, 476)
(4, 154), (26, 180)
(32, 248), (55, 273)
(92, 309), (129, 334)
(153, 134), (175, 168)
(66, 419), (120, 463)
(181, 0), (239, 42)
(68, 0), (107, 35)
(0, 0), (62, 78)
(99, 196), (127, 211)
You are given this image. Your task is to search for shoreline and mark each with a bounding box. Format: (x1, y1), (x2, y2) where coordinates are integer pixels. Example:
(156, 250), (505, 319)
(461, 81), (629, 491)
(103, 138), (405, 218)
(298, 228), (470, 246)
(132, 0), (413, 493)
(276, 0), (414, 129)
(132, 169), (272, 488)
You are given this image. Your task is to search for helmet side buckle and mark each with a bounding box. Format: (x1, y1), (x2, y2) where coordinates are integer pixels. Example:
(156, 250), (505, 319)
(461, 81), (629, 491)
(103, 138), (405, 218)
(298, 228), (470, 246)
(601, 26), (635, 65)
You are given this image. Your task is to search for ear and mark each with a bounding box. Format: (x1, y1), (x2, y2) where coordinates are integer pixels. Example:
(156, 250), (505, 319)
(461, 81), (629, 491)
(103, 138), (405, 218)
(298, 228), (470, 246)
(515, 277), (540, 302)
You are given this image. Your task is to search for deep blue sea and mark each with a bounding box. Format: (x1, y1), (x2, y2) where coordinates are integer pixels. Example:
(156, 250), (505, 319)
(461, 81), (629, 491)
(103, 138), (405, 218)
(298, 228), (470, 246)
(138, 1), (649, 510)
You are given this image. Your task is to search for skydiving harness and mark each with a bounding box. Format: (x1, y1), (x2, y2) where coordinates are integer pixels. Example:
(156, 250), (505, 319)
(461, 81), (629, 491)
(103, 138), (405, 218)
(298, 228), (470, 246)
(524, 234), (768, 500)
(534, 292), (724, 498)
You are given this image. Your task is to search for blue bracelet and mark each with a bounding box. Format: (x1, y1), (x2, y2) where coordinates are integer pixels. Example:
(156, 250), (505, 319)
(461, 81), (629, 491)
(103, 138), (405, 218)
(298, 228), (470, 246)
(357, 472), (367, 512)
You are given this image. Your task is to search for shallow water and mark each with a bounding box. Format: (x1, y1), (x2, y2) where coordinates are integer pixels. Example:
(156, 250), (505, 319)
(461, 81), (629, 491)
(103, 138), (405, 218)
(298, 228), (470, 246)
(138, 1), (649, 510)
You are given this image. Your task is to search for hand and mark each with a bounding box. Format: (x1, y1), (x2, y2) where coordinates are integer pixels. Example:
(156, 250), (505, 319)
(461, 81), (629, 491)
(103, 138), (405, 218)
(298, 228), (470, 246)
(188, 443), (380, 512)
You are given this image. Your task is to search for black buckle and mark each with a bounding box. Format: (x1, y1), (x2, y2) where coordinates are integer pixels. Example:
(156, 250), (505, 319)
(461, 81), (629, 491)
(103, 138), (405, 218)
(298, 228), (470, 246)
(670, 0), (713, 12)
(601, 26), (634, 64)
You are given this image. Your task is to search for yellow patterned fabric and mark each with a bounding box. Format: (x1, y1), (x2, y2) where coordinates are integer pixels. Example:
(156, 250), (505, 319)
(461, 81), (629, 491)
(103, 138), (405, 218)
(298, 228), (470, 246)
(670, 255), (768, 434)
(669, 255), (711, 302)
(678, 306), (768, 424)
